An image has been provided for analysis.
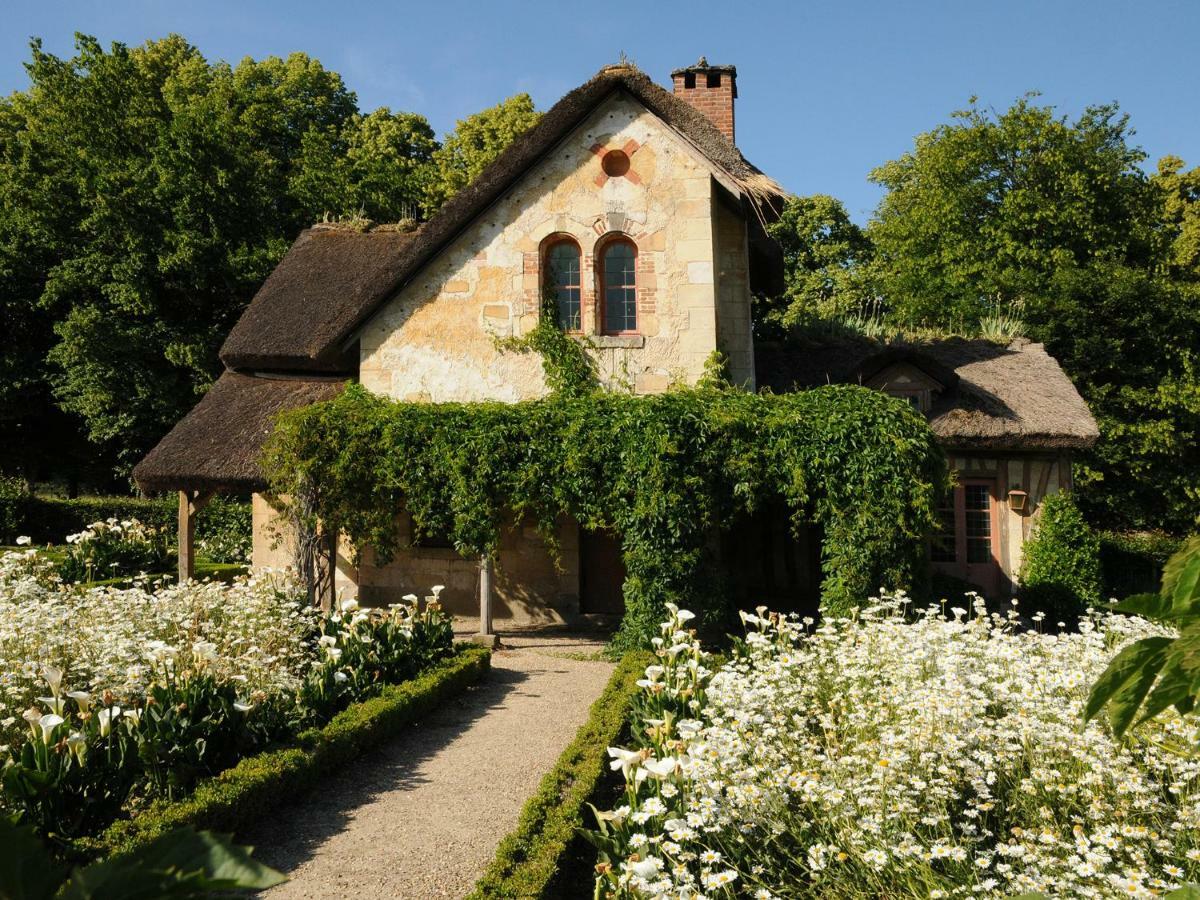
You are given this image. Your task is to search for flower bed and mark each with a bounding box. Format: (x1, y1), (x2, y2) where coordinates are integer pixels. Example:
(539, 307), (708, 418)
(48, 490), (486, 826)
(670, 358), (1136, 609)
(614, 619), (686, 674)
(591, 598), (1200, 898)
(0, 550), (455, 846)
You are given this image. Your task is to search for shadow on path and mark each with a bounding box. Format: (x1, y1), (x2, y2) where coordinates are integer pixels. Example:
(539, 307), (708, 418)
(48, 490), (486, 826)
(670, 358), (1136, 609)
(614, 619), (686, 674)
(245, 663), (528, 875)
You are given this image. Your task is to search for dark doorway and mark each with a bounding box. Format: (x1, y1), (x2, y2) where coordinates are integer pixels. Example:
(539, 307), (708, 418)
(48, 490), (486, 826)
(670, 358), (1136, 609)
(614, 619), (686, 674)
(722, 505), (821, 618)
(931, 478), (1003, 597)
(580, 529), (627, 615)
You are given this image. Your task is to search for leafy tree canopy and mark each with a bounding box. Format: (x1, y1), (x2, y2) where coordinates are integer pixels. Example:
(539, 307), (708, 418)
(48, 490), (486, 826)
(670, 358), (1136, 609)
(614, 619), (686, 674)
(424, 93), (541, 213)
(765, 94), (1200, 533)
(0, 34), (539, 486)
(762, 194), (873, 331)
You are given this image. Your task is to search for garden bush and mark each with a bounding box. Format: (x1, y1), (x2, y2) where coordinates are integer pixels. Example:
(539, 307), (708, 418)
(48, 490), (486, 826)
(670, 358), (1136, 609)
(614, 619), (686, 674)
(56, 518), (173, 582)
(13, 495), (252, 565)
(1018, 492), (1102, 621)
(88, 645), (491, 860)
(590, 600), (1200, 898)
(468, 651), (653, 899)
(0, 474), (30, 544)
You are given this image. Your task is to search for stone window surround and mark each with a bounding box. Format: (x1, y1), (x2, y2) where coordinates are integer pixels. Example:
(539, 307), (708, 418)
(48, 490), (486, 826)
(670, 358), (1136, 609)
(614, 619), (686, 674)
(536, 228), (646, 338)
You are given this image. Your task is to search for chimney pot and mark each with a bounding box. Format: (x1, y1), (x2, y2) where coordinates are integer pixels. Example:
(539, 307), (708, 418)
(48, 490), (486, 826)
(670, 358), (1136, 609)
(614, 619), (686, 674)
(670, 58), (737, 144)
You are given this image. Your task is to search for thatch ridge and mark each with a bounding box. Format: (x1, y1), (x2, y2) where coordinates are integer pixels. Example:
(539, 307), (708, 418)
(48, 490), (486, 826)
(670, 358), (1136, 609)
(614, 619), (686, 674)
(220, 64), (785, 372)
(133, 372), (347, 493)
(756, 336), (1099, 450)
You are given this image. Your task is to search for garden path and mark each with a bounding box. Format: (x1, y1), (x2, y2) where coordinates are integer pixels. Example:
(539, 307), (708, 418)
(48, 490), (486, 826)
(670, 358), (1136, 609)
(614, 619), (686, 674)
(247, 630), (614, 898)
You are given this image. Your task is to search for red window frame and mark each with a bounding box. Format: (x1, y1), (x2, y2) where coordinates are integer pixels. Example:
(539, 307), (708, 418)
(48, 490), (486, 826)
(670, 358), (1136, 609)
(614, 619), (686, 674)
(597, 236), (638, 335)
(542, 236), (582, 332)
(930, 477), (1002, 596)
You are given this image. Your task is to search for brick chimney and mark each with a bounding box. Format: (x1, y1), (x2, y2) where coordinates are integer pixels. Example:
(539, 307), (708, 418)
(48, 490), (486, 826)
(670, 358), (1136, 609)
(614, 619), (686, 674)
(670, 57), (737, 144)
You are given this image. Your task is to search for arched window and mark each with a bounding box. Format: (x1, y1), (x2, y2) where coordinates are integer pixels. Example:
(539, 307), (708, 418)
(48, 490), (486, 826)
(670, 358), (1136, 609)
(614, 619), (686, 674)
(599, 238), (637, 334)
(544, 238), (581, 331)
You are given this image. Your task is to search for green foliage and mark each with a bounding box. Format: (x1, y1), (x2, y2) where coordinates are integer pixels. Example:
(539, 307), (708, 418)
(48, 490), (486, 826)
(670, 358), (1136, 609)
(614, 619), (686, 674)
(0, 819), (284, 899)
(1019, 493), (1102, 621)
(11, 496), (250, 565)
(762, 194), (874, 332)
(1085, 535), (1200, 741)
(861, 95), (1200, 534)
(85, 646), (491, 861)
(467, 652), (653, 899)
(4, 602), (454, 843)
(1100, 530), (1185, 599)
(264, 382), (945, 648)
(0, 475), (30, 543)
(0, 35), (438, 480)
(424, 93), (540, 213)
(193, 499), (252, 564)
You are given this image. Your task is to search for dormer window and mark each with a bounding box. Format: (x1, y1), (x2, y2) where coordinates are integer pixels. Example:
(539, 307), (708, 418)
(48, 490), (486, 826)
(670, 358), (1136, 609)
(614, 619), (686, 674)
(599, 238), (638, 334)
(544, 238), (581, 331)
(887, 387), (930, 413)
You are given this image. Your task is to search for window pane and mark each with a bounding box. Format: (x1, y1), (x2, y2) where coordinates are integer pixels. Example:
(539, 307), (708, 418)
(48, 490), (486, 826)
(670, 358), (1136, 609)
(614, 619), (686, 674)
(964, 485), (992, 564)
(547, 242), (581, 331)
(603, 242), (637, 333)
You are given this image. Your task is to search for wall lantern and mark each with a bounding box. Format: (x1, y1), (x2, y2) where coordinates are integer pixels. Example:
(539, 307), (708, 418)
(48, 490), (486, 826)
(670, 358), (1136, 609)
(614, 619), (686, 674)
(1007, 488), (1029, 513)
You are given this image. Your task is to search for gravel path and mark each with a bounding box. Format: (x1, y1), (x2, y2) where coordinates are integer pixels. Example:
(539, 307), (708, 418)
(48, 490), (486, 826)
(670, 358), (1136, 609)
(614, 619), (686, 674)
(247, 633), (614, 899)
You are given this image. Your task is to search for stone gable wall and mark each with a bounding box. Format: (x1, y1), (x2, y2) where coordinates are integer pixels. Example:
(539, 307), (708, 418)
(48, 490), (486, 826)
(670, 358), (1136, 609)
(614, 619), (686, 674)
(359, 93), (751, 401)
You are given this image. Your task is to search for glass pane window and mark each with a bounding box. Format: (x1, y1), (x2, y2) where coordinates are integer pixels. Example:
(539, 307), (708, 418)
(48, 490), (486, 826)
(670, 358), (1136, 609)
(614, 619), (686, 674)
(602, 241), (637, 333)
(546, 242), (581, 331)
(964, 483), (993, 564)
(930, 498), (957, 563)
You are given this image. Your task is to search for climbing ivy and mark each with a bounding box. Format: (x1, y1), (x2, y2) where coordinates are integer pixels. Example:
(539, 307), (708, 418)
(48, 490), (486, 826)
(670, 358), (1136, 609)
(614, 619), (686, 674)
(263, 381), (946, 649)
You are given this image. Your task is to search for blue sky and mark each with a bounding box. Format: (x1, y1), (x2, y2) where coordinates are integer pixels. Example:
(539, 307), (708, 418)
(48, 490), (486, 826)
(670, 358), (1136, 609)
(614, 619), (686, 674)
(3, 0), (1197, 222)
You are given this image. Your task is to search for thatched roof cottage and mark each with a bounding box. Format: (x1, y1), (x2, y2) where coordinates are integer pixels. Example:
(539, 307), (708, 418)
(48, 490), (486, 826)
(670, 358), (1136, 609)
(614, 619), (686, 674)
(136, 60), (1097, 631)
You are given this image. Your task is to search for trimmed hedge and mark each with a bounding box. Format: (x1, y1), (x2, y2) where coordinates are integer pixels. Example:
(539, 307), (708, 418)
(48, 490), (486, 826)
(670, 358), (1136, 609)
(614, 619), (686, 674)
(81, 644), (491, 860)
(468, 651), (654, 899)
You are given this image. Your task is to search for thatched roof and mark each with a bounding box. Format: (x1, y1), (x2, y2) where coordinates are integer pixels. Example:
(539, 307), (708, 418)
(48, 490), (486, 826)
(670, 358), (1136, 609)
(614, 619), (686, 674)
(756, 337), (1100, 450)
(220, 63), (785, 372)
(133, 372), (346, 493)
(221, 226), (420, 372)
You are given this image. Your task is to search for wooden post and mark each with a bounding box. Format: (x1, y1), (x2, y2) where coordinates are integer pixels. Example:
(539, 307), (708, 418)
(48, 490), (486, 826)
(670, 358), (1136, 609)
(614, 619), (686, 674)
(473, 554), (499, 648)
(177, 489), (214, 583)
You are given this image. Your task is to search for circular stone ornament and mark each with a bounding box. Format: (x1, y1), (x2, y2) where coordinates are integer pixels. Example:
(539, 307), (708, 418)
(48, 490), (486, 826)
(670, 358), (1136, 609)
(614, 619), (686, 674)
(601, 149), (631, 178)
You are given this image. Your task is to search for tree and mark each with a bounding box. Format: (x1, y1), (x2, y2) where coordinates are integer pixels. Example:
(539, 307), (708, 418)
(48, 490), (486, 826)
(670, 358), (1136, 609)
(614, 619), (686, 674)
(424, 93), (540, 212)
(1154, 155), (1200, 281)
(0, 34), (438, 482)
(864, 96), (1200, 533)
(291, 107), (437, 222)
(762, 194), (873, 331)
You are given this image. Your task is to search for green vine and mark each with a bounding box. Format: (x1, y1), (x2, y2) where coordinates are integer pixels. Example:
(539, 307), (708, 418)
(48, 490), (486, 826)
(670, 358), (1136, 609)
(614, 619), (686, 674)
(264, 382), (946, 649)
(495, 283), (599, 396)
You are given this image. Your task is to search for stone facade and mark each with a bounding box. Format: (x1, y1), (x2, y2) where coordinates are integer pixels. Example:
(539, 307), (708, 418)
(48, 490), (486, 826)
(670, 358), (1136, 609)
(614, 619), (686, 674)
(252, 91), (758, 622)
(358, 93), (752, 402)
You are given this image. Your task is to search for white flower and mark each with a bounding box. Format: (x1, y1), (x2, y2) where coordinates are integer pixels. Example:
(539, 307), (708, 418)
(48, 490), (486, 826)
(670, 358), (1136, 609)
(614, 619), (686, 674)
(97, 707), (121, 736)
(37, 713), (64, 742)
(431, 585), (445, 596)
(41, 664), (64, 696)
(608, 746), (642, 778)
(66, 690), (92, 712)
(641, 756), (678, 780)
(15, 536), (31, 546)
(338, 598), (359, 614)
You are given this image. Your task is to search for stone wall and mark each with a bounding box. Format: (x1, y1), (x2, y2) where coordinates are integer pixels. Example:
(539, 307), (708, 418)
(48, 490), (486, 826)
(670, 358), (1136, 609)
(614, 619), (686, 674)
(359, 92), (751, 401)
(712, 194), (755, 387)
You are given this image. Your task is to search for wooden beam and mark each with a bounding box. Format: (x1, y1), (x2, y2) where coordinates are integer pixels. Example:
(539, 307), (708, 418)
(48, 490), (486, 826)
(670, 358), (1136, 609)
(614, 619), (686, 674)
(473, 555), (499, 648)
(177, 489), (215, 583)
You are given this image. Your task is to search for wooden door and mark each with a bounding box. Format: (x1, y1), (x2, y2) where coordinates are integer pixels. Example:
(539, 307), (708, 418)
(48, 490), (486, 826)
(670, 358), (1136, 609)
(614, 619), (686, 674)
(580, 530), (626, 615)
(931, 478), (1002, 597)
